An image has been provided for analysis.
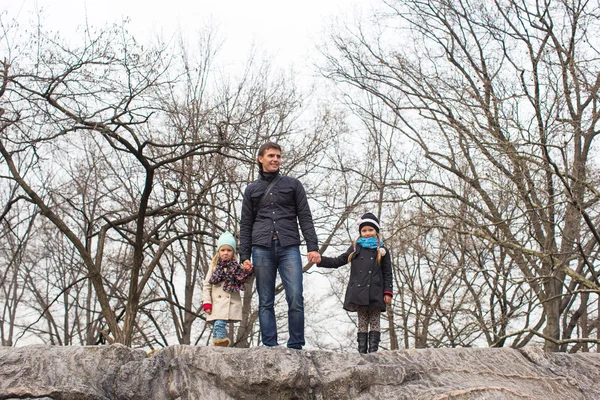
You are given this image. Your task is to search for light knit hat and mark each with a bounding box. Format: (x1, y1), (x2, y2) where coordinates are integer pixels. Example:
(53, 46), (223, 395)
(217, 231), (237, 253)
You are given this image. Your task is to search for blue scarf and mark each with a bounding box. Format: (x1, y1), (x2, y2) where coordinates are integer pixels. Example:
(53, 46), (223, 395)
(357, 237), (383, 249)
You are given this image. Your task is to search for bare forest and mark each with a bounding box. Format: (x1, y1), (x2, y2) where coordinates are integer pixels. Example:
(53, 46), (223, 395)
(1, 0), (600, 353)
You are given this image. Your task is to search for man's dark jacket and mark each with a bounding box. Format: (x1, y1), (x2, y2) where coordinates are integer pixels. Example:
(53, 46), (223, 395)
(239, 171), (318, 262)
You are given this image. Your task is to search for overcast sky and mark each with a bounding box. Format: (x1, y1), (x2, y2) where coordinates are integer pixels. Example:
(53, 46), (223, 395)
(5, 0), (376, 76)
(2, 0), (378, 347)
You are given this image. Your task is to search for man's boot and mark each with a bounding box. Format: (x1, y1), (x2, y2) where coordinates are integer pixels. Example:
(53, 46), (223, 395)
(212, 337), (230, 347)
(357, 332), (368, 354)
(368, 331), (381, 353)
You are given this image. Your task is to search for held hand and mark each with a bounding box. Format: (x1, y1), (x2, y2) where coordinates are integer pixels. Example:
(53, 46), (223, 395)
(206, 308), (212, 315)
(384, 294), (392, 305)
(243, 259), (253, 272)
(307, 251), (321, 264)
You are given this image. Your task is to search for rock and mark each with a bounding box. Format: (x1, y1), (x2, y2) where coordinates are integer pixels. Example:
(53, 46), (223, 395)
(0, 343), (146, 400)
(1, 344), (599, 399)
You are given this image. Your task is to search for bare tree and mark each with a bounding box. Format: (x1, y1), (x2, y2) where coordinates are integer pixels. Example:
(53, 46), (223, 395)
(322, 0), (600, 351)
(388, 201), (542, 349)
(0, 182), (38, 346)
(0, 20), (239, 345)
(0, 4), (352, 349)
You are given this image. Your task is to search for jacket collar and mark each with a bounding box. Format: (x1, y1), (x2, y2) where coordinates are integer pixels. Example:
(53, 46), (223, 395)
(259, 169), (280, 182)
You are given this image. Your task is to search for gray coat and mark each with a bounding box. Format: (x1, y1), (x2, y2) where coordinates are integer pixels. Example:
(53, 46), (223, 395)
(319, 244), (393, 312)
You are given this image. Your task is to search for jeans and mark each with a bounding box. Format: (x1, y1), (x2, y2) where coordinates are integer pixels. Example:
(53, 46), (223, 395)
(213, 320), (227, 339)
(252, 240), (304, 349)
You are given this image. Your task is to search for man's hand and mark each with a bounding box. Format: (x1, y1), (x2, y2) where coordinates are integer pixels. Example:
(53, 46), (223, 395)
(243, 259), (253, 272)
(307, 251), (321, 264)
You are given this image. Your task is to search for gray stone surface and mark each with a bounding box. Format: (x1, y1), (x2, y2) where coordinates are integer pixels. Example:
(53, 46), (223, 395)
(1, 344), (599, 399)
(0, 344), (146, 400)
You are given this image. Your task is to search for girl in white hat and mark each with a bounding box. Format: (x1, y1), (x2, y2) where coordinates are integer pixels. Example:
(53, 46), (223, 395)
(318, 213), (393, 353)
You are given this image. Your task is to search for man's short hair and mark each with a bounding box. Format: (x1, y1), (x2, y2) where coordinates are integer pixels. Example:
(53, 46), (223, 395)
(257, 142), (282, 171)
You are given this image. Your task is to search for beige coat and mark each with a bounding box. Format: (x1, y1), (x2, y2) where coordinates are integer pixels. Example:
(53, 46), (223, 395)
(202, 267), (252, 322)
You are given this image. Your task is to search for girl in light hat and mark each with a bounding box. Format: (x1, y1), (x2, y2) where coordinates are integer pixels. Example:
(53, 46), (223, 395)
(318, 213), (393, 353)
(202, 231), (253, 347)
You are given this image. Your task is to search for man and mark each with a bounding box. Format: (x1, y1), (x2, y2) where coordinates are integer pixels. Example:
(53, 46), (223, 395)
(240, 142), (320, 349)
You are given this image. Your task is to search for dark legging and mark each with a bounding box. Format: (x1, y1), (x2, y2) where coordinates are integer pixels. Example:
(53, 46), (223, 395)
(357, 306), (380, 333)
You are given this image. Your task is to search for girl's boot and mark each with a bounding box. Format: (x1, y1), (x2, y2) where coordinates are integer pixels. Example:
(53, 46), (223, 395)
(357, 332), (368, 354)
(212, 337), (230, 347)
(368, 331), (380, 353)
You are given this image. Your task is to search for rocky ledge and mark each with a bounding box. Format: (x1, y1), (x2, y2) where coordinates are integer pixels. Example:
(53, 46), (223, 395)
(1, 344), (599, 399)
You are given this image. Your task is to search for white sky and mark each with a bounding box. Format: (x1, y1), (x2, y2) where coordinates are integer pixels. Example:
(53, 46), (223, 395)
(5, 0), (375, 76)
(2, 0), (377, 348)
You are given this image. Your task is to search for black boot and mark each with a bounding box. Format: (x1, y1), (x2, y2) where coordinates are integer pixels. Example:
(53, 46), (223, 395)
(357, 332), (368, 354)
(368, 331), (381, 353)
